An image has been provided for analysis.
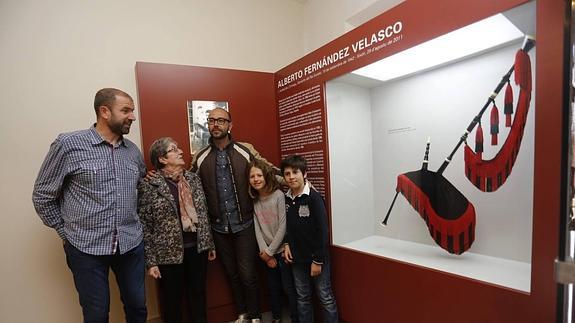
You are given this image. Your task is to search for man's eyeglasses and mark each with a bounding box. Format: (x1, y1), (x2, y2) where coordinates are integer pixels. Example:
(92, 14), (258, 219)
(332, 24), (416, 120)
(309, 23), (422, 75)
(207, 117), (230, 126)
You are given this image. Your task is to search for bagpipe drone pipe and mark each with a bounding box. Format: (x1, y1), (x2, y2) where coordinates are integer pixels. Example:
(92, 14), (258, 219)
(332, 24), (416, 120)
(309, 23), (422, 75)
(382, 36), (535, 255)
(464, 37), (534, 192)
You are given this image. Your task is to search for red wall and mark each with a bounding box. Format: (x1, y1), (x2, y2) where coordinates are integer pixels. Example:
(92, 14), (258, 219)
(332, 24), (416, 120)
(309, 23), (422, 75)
(135, 62), (279, 322)
(135, 62), (280, 168)
(273, 0), (563, 321)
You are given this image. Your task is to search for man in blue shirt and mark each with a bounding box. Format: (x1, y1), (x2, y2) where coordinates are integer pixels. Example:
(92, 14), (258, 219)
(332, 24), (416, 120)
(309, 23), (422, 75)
(32, 88), (147, 323)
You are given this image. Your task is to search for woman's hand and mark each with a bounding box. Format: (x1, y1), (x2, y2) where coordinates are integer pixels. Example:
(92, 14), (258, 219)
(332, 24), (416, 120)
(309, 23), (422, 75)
(208, 250), (216, 261)
(310, 263), (322, 277)
(148, 266), (161, 279)
(283, 244), (293, 264)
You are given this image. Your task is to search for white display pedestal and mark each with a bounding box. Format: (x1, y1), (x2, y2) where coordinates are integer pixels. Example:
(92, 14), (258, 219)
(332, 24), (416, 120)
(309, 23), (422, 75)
(342, 235), (531, 292)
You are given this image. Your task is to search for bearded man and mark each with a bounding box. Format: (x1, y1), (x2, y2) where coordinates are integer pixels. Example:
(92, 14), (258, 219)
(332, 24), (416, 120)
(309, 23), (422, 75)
(192, 107), (262, 323)
(32, 88), (147, 323)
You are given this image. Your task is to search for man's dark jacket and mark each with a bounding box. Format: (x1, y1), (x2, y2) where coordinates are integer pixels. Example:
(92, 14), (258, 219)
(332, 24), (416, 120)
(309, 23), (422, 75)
(192, 138), (254, 226)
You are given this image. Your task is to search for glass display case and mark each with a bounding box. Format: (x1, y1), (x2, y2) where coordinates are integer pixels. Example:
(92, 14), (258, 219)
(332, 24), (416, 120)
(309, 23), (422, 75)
(326, 1), (536, 292)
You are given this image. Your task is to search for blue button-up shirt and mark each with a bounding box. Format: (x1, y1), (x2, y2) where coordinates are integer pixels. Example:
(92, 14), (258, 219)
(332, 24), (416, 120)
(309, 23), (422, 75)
(212, 149), (253, 234)
(32, 126), (146, 255)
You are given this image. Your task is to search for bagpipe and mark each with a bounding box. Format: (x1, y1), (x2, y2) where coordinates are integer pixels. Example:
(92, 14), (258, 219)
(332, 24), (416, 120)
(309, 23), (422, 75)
(382, 36), (535, 255)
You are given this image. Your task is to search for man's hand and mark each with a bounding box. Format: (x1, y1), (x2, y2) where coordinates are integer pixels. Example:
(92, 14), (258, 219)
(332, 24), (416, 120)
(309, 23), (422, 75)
(148, 266), (161, 279)
(208, 250), (216, 261)
(144, 169), (159, 182)
(311, 263), (322, 277)
(306, 180), (315, 191)
(283, 244), (293, 264)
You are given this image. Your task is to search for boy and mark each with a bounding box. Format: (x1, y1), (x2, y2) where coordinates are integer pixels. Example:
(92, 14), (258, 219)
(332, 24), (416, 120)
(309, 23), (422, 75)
(281, 155), (339, 323)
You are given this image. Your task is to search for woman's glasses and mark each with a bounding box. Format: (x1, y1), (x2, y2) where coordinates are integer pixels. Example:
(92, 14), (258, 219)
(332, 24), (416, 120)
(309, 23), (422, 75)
(165, 146), (180, 154)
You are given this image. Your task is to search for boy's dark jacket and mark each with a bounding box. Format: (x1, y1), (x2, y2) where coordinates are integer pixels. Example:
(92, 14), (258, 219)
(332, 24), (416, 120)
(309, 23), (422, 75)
(285, 186), (328, 264)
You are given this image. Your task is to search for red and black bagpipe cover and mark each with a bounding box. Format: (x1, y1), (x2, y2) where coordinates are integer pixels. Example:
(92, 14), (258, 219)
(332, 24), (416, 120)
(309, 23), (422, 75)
(464, 48), (532, 192)
(396, 169), (476, 254)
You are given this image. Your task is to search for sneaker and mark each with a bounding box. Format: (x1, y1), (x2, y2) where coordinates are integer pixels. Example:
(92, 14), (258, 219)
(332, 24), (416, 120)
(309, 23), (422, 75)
(234, 313), (249, 323)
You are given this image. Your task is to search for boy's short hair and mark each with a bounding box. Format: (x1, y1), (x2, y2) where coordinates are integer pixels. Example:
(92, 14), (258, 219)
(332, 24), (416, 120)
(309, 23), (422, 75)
(280, 154), (307, 175)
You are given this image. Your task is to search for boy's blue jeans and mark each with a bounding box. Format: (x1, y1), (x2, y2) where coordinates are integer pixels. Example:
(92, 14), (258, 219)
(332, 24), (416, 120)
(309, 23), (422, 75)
(291, 258), (339, 323)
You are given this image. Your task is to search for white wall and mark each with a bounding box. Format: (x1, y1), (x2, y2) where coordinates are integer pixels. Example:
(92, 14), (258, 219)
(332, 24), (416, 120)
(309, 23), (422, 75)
(0, 1), (305, 322)
(327, 42), (535, 263)
(300, 0), (404, 55)
(326, 81), (375, 245)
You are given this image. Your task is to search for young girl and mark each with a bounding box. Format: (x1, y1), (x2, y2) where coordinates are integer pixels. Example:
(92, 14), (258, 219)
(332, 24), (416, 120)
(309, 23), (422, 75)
(249, 159), (298, 323)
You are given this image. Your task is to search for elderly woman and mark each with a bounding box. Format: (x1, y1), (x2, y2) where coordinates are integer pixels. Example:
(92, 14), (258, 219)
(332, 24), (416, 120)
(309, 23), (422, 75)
(138, 137), (216, 323)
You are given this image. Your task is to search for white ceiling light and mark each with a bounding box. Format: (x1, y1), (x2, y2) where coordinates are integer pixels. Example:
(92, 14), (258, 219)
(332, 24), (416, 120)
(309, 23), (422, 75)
(352, 13), (524, 82)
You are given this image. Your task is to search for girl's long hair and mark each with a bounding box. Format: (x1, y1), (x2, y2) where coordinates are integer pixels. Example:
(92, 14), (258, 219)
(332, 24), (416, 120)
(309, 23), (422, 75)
(248, 159), (279, 199)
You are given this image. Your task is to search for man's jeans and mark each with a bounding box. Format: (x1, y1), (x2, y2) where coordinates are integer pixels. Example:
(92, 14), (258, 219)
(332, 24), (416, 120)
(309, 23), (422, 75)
(292, 258), (338, 323)
(64, 241), (147, 323)
(212, 224), (260, 319)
